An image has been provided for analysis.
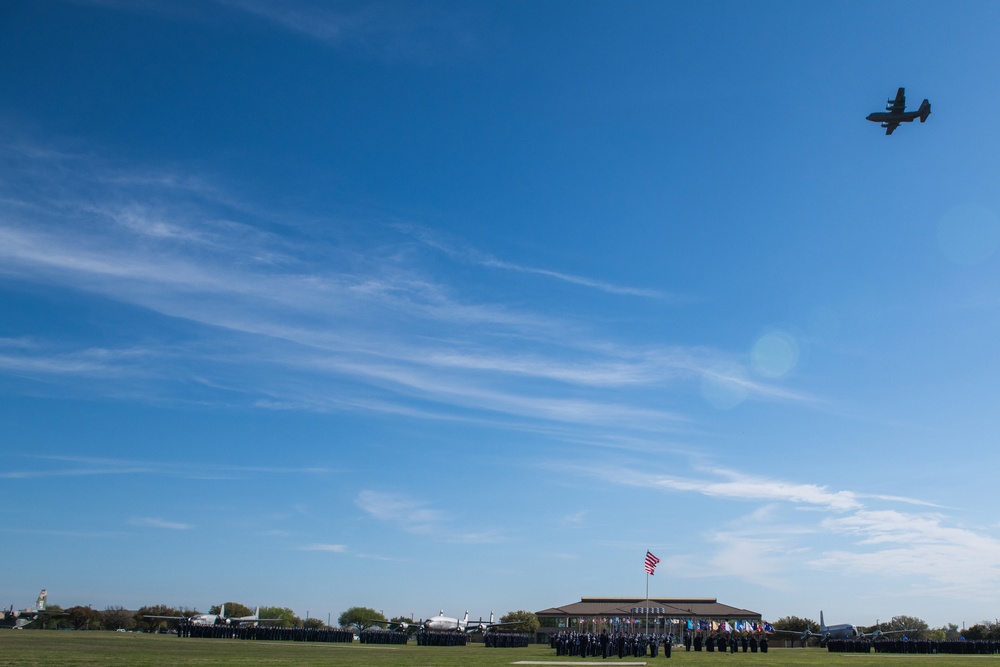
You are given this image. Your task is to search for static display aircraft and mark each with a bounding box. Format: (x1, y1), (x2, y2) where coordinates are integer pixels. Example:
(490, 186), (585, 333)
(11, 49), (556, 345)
(378, 610), (516, 633)
(143, 604), (278, 626)
(775, 611), (913, 645)
(866, 87), (931, 135)
(1, 589), (67, 629)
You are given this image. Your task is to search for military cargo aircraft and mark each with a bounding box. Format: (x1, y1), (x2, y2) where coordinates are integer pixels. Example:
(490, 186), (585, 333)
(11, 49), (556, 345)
(143, 603), (278, 626)
(376, 610), (516, 633)
(866, 87), (931, 135)
(774, 611), (914, 645)
(1, 589), (67, 629)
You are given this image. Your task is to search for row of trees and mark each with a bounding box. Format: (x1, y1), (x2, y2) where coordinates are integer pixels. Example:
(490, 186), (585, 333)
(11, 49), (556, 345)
(336, 607), (540, 635)
(31, 602), (324, 632)
(37, 604), (1000, 641)
(770, 615), (976, 642)
(29, 601), (541, 634)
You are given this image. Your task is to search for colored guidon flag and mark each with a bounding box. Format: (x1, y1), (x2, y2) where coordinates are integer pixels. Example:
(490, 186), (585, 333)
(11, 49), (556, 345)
(644, 550), (660, 575)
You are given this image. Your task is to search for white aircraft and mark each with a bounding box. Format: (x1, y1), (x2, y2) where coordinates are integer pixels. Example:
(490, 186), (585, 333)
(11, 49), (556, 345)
(375, 610), (515, 633)
(419, 610), (517, 633)
(776, 611), (913, 645)
(144, 604), (278, 626)
(1, 589), (66, 629)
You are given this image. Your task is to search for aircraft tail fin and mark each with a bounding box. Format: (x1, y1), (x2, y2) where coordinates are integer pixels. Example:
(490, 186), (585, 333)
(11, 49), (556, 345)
(919, 100), (931, 122)
(820, 611), (825, 631)
(36, 590), (47, 611)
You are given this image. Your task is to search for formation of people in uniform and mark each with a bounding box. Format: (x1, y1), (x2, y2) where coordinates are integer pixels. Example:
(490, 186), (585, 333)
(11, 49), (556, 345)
(176, 622), (527, 647)
(483, 631), (530, 648)
(176, 622), (353, 642)
(358, 628), (408, 644)
(549, 631), (671, 658)
(414, 629), (469, 646)
(829, 638), (1000, 654)
(683, 630), (769, 653)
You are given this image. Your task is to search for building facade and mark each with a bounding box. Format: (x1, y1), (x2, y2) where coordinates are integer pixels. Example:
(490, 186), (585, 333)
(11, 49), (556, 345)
(534, 596), (762, 644)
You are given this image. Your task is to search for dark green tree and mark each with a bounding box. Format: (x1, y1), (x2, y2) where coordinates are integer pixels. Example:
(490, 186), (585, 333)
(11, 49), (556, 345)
(941, 623), (961, 640)
(771, 615), (817, 633)
(876, 614), (928, 639)
(209, 602), (252, 619)
(963, 623), (987, 640)
(770, 615), (817, 645)
(499, 610), (540, 633)
(103, 606), (135, 631)
(39, 604), (66, 630)
(258, 606), (300, 627)
(338, 606), (386, 630)
(135, 605), (180, 632)
(302, 617), (327, 630)
(65, 605), (103, 631)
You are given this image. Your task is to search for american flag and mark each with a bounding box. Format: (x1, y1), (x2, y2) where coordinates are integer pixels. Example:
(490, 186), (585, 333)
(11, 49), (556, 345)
(644, 550), (660, 575)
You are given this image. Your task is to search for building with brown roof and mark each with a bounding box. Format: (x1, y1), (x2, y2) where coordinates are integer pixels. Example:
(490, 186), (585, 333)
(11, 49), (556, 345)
(534, 596), (762, 643)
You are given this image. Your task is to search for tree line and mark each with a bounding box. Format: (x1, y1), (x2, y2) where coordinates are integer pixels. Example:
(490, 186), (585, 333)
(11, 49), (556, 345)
(27, 601), (540, 634)
(770, 614), (982, 642)
(31, 602), (325, 632)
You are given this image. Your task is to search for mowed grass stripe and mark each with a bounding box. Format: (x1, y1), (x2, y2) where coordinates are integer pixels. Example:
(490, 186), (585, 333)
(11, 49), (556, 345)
(0, 632), (992, 667)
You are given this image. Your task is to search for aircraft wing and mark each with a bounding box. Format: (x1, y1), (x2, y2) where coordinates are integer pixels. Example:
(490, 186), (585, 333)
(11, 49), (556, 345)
(867, 627), (919, 639)
(884, 121), (900, 136)
(468, 620), (524, 631)
(772, 628), (821, 639)
(888, 87), (905, 113)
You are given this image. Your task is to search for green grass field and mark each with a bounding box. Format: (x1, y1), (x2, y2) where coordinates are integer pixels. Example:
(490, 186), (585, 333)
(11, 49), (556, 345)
(1, 632), (997, 667)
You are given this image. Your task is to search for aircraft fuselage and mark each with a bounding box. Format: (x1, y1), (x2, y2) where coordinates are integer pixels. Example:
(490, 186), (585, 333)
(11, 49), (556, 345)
(865, 110), (923, 124)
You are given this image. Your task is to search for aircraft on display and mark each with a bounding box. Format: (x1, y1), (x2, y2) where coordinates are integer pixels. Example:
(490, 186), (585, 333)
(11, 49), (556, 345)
(143, 604), (278, 626)
(1, 589), (67, 629)
(866, 87), (931, 135)
(377, 610), (516, 633)
(775, 611), (913, 645)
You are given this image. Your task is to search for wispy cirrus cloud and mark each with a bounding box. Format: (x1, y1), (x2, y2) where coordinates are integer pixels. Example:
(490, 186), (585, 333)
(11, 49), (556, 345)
(220, 0), (477, 62)
(129, 517), (192, 530)
(355, 490), (449, 535)
(2, 454), (333, 481)
(355, 490), (507, 544)
(300, 543), (348, 553)
(398, 222), (673, 300)
(0, 137), (813, 450)
(568, 460), (1000, 594)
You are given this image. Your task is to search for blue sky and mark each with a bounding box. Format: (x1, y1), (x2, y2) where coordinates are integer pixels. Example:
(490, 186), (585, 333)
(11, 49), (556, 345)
(2, 0), (1000, 629)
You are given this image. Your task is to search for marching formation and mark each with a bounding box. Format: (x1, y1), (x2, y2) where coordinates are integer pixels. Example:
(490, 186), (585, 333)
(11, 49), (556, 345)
(414, 630), (469, 646)
(358, 629), (408, 644)
(176, 623), (353, 642)
(683, 630), (769, 652)
(829, 638), (1000, 654)
(483, 631), (530, 648)
(550, 631), (671, 659)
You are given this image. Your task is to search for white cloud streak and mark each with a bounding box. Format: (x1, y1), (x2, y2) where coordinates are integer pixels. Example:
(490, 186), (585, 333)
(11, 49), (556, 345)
(0, 139), (814, 447)
(130, 517), (193, 530)
(568, 461), (1000, 595)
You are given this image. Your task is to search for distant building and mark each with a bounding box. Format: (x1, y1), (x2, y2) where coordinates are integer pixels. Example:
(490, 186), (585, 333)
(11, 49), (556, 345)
(534, 596), (762, 643)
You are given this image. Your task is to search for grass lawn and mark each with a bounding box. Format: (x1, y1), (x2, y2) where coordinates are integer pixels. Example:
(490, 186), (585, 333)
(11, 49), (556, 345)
(1, 632), (996, 667)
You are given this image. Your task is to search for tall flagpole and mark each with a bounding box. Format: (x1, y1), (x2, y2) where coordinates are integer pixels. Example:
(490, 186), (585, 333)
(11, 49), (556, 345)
(645, 550), (650, 634)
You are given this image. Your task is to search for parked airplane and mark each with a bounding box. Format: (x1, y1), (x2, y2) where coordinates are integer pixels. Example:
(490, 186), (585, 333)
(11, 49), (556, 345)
(775, 611), (913, 645)
(143, 604), (278, 626)
(377, 610), (516, 633)
(866, 87), (931, 135)
(1, 589), (66, 629)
